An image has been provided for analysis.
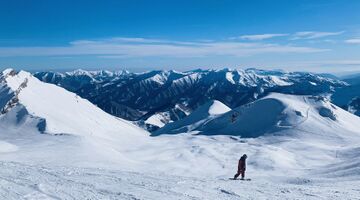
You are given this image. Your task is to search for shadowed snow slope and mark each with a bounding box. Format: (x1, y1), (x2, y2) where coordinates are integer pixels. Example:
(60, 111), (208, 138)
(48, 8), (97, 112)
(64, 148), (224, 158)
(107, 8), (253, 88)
(153, 100), (230, 135)
(156, 93), (360, 138)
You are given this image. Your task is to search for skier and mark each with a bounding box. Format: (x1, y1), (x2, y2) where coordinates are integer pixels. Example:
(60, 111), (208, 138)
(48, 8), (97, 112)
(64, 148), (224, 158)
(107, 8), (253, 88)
(230, 111), (239, 123)
(233, 154), (247, 180)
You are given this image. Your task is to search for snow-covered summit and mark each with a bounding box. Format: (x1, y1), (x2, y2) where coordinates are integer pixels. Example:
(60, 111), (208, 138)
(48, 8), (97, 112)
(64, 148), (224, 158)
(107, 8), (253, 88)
(65, 69), (130, 78)
(0, 69), (148, 139)
(156, 92), (360, 139)
(153, 100), (230, 135)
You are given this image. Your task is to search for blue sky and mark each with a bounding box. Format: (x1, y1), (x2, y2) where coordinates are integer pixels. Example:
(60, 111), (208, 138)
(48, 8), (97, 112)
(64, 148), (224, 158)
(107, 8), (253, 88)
(0, 0), (360, 74)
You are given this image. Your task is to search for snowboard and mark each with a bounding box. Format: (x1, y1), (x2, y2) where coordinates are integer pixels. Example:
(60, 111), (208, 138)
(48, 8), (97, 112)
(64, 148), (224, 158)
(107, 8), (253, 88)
(229, 178), (251, 181)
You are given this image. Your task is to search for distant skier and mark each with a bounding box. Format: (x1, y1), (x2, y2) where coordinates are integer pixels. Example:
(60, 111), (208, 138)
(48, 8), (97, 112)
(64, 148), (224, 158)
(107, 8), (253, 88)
(233, 154), (247, 180)
(230, 111), (239, 123)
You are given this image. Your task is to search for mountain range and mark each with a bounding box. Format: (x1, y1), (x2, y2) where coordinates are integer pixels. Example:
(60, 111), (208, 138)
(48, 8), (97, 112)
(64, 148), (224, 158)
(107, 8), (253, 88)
(34, 68), (347, 131)
(332, 74), (360, 116)
(1, 68), (360, 199)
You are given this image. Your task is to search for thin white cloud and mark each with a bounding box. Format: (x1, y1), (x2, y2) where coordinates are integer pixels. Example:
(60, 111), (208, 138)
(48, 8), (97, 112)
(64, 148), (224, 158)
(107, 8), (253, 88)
(294, 60), (360, 66)
(71, 37), (202, 46)
(345, 38), (360, 44)
(231, 34), (288, 41)
(0, 37), (329, 58)
(291, 31), (344, 40)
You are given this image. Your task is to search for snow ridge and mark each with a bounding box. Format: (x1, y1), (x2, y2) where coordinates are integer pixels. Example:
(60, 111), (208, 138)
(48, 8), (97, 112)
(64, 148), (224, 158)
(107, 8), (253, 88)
(33, 68), (346, 132)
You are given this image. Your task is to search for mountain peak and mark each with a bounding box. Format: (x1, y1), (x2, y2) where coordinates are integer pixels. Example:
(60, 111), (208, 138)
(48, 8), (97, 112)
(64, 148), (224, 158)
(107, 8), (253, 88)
(1, 68), (17, 77)
(1, 69), (149, 139)
(153, 99), (230, 136)
(208, 100), (232, 115)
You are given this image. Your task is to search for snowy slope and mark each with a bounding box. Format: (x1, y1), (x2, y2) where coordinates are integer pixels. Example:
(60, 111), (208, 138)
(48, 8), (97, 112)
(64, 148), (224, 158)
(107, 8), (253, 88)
(156, 93), (360, 139)
(1, 69), (147, 138)
(149, 93), (360, 179)
(0, 69), (150, 169)
(1, 161), (360, 200)
(154, 100), (231, 135)
(1, 69), (360, 199)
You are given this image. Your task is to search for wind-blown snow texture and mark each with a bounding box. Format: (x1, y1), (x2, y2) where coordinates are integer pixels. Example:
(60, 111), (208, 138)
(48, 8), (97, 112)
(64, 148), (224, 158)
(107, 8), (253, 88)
(34, 68), (346, 131)
(1, 69), (360, 199)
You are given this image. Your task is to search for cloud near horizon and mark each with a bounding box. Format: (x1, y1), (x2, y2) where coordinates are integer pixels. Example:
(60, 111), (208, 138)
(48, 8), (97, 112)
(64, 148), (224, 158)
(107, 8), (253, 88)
(345, 38), (360, 44)
(291, 31), (345, 40)
(231, 34), (289, 41)
(0, 37), (329, 58)
(231, 31), (344, 41)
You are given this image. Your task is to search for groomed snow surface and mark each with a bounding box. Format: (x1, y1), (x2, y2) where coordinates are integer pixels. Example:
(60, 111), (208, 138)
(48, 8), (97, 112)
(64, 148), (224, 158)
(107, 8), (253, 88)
(1, 69), (360, 199)
(1, 161), (360, 200)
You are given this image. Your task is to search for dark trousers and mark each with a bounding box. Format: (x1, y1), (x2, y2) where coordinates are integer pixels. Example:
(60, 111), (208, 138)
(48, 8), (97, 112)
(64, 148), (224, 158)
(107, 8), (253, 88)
(234, 170), (245, 179)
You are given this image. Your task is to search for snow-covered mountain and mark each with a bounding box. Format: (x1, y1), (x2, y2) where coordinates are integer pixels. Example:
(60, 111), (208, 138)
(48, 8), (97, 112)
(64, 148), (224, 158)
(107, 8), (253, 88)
(2, 69), (360, 199)
(0, 69), (149, 167)
(155, 93), (360, 138)
(153, 100), (231, 135)
(34, 68), (347, 131)
(1, 69), (146, 137)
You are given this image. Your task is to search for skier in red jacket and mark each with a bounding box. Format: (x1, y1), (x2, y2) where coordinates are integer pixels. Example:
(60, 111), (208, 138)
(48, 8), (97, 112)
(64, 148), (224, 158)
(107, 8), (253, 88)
(233, 154), (247, 180)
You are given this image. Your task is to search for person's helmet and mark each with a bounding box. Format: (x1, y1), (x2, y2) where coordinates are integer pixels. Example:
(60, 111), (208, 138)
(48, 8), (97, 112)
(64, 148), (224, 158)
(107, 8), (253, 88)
(242, 154), (247, 159)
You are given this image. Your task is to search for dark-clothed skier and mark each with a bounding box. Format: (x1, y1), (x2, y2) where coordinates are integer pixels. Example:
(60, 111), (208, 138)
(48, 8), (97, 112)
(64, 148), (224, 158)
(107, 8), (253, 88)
(233, 154), (247, 180)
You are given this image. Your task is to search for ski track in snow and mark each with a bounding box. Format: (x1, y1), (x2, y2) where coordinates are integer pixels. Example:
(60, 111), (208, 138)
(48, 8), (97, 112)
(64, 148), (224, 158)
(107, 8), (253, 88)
(0, 161), (359, 200)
